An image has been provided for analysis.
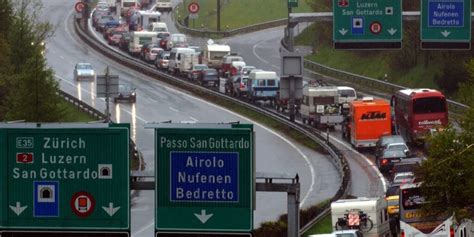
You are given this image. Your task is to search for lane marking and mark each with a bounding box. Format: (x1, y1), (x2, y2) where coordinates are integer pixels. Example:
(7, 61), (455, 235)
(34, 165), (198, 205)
(189, 116), (198, 122)
(132, 221), (154, 236)
(169, 107), (179, 112)
(252, 42), (269, 64)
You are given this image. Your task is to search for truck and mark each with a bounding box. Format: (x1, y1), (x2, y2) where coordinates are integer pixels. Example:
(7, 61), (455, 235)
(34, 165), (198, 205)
(300, 86), (344, 129)
(331, 197), (392, 237)
(154, 0), (172, 11)
(202, 41), (231, 70)
(128, 31), (157, 56)
(342, 97), (391, 148)
(178, 53), (199, 75)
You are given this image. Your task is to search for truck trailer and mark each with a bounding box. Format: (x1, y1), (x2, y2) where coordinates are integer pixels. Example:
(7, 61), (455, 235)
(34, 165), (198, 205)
(342, 97), (391, 148)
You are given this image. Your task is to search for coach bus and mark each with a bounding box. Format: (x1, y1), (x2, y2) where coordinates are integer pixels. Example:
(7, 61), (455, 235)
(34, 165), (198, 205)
(399, 183), (454, 237)
(391, 88), (448, 144)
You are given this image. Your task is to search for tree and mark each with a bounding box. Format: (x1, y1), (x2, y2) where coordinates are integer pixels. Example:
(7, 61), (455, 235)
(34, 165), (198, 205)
(417, 60), (474, 220)
(2, 0), (62, 122)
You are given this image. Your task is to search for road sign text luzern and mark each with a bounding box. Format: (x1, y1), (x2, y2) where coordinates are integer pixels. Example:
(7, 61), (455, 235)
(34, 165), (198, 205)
(0, 126), (129, 234)
(333, 0), (402, 49)
(155, 125), (254, 234)
(421, 0), (471, 49)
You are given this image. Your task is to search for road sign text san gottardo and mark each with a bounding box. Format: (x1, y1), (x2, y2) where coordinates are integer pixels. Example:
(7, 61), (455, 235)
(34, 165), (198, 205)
(0, 126), (130, 236)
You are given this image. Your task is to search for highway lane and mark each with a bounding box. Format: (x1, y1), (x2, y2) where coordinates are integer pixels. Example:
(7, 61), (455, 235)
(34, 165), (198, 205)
(40, 0), (340, 235)
(162, 2), (385, 197)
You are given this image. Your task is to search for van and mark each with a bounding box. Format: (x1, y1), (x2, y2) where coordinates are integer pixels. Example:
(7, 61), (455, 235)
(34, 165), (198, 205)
(148, 22), (168, 33)
(168, 48), (196, 74)
(337, 86), (357, 113)
(202, 43), (231, 69)
(167, 33), (187, 50)
(331, 197), (391, 237)
(128, 31), (158, 56)
(136, 11), (161, 30)
(247, 71), (279, 103)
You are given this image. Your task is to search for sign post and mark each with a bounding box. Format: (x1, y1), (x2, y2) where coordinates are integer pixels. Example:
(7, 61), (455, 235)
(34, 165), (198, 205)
(421, 0), (471, 49)
(0, 124), (130, 236)
(333, 0), (402, 49)
(153, 123), (254, 236)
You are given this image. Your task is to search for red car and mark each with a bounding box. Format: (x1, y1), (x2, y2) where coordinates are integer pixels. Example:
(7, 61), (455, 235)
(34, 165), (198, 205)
(107, 32), (124, 46)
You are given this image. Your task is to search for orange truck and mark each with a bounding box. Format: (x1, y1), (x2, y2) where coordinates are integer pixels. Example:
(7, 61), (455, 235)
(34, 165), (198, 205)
(342, 97), (392, 148)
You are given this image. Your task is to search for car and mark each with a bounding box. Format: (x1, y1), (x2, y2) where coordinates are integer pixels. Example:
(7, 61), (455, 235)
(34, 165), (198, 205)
(199, 68), (219, 87)
(107, 31), (125, 46)
(96, 16), (115, 32)
(114, 84), (136, 103)
(144, 47), (163, 63)
(187, 64), (208, 81)
(240, 66), (256, 76)
(385, 184), (400, 217)
(376, 148), (408, 174)
(140, 43), (158, 60)
(220, 54), (243, 77)
(390, 158), (422, 181)
(155, 51), (170, 70)
(92, 11), (110, 28)
(73, 63), (95, 81)
(96, 2), (109, 11)
(118, 32), (131, 52)
(375, 135), (407, 158)
(166, 33), (187, 50)
(232, 75), (249, 97)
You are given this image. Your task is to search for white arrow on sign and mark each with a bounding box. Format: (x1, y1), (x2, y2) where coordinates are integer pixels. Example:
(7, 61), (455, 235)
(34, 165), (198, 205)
(9, 202), (27, 216)
(338, 28), (348, 36)
(441, 30), (451, 38)
(387, 28), (398, 35)
(194, 209), (213, 224)
(102, 202), (121, 217)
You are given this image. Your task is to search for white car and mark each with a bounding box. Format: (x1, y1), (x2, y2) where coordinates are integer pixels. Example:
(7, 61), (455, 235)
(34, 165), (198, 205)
(392, 172), (415, 185)
(73, 63), (95, 81)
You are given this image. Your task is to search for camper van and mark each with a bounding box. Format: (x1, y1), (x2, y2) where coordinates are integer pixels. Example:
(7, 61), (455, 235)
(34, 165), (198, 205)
(300, 86), (344, 128)
(337, 86), (357, 113)
(136, 10), (161, 29)
(168, 48), (196, 74)
(128, 31), (157, 56)
(202, 44), (231, 70)
(247, 71), (279, 104)
(331, 197), (392, 237)
(121, 0), (139, 17)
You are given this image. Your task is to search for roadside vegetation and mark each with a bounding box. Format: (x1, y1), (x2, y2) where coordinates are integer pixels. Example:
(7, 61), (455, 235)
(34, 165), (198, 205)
(303, 214), (332, 236)
(176, 0), (312, 30)
(295, 1), (474, 101)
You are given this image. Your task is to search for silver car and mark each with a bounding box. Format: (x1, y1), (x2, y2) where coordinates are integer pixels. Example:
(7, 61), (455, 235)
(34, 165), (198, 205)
(74, 63), (95, 81)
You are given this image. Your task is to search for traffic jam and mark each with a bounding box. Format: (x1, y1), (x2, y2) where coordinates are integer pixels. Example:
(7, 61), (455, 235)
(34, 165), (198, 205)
(86, 0), (455, 236)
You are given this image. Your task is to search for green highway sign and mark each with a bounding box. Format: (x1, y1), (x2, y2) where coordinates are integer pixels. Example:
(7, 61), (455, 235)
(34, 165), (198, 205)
(333, 0), (402, 49)
(288, 0), (298, 8)
(154, 124), (254, 234)
(421, 0), (471, 49)
(0, 126), (130, 232)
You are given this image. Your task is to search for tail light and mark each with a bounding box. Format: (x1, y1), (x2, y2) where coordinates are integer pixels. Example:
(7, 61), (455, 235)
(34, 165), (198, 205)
(400, 231), (405, 237)
(240, 83), (245, 89)
(382, 159), (388, 165)
(450, 226), (454, 237)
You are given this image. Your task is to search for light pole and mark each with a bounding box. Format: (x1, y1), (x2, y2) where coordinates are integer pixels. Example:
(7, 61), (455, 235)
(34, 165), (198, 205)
(31, 41), (45, 122)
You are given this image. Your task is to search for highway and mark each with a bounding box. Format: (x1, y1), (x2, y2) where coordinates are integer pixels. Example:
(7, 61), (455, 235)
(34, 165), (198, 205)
(162, 1), (386, 198)
(41, 0), (341, 236)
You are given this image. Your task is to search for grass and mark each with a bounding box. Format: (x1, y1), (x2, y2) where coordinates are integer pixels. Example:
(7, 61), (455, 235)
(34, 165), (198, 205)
(176, 0), (313, 30)
(303, 214), (333, 236)
(57, 100), (97, 122)
(297, 24), (444, 90)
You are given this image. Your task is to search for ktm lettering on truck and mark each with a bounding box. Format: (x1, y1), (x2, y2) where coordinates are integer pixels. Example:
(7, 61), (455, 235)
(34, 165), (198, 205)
(360, 111), (387, 120)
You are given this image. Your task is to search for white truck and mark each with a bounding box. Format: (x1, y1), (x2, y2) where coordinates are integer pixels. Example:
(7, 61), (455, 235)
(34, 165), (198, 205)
(300, 85), (344, 129)
(331, 197), (392, 237)
(178, 53), (199, 76)
(154, 0), (172, 11)
(202, 42), (231, 70)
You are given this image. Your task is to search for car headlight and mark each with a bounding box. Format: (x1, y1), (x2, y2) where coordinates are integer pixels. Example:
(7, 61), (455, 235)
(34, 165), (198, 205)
(91, 71), (95, 75)
(131, 92), (136, 96)
(77, 72), (82, 76)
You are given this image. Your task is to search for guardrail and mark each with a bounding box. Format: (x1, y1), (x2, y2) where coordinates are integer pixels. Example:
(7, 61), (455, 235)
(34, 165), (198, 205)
(57, 90), (106, 121)
(303, 60), (469, 115)
(74, 18), (350, 234)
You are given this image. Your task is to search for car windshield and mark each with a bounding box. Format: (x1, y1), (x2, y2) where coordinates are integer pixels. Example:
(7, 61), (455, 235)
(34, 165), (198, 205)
(77, 64), (92, 70)
(119, 84), (133, 92)
(383, 149), (406, 158)
(339, 89), (355, 97)
(386, 144), (407, 151)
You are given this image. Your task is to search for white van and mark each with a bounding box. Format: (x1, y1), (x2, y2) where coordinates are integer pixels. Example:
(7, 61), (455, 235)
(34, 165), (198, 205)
(136, 10), (161, 29)
(148, 22), (168, 33)
(168, 48), (196, 74)
(129, 31), (158, 56)
(247, 71), (279, 103)
(202, 44), (231, 69)
(337, 86), (357, 110)
(331, 197), (391, 237)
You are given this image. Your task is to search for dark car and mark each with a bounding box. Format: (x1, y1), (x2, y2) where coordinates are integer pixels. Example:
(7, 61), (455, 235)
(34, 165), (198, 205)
(199, 69), (219, 87)
(118, 32), (131, 52)
(140, 43), (158, 60)
(107, 31), (125, 46)
(187, 64), (208, 81)
(114, 84), (136, 103)
(103, 19), (121, 33)
(376, 149), (408, 174)
(96, 16), (115, 32)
